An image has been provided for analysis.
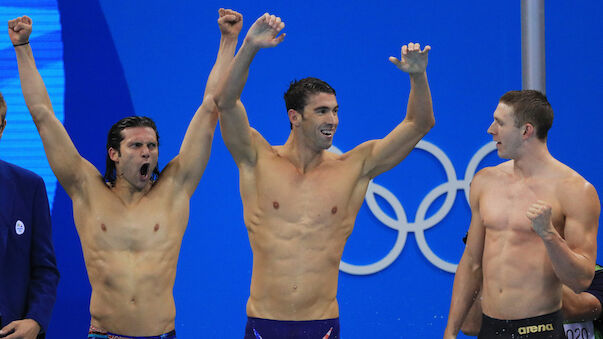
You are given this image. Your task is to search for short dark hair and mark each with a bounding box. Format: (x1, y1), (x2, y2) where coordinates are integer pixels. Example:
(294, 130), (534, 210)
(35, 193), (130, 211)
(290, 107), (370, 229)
(0, 92), (6, 122)
(104, 116), (160, 184)
(499, 90), (553, 141)
(284, 77), (336, 129)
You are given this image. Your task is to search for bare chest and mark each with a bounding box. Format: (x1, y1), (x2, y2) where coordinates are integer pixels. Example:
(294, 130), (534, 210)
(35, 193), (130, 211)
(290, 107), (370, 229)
(246, 156), (367, 224)
(480, 180), (564, 234)
(75, 196), (187, 252)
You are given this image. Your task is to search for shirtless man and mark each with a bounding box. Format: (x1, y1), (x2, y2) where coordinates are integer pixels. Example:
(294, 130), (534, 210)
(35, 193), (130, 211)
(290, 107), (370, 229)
(9, 9), (242, 337)
(444, 90), (600, 338)
(215, 13), (434, 338)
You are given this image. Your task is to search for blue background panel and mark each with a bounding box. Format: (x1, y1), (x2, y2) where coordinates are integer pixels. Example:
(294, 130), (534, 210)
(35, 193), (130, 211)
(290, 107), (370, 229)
(0, 1), (601, 338)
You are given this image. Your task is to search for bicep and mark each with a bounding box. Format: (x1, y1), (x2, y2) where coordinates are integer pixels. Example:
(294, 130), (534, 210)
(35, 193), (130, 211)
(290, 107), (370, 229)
(563, 183), (600, 261)
(219, 101), (258, 165)
(362, 120), (427, 178)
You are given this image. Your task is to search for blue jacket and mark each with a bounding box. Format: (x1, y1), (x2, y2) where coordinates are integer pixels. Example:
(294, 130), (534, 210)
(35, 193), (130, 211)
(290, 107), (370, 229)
(0, 159), (59, 334)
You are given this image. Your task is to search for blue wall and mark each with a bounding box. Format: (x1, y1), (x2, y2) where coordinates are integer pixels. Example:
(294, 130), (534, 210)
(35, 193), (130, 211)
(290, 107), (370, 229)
(2, 1), (602, 338)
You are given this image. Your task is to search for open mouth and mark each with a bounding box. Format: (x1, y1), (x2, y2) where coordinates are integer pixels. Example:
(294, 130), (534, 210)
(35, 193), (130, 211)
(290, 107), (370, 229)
(140, 163), (150, 176)
(320, 129), (333, 137)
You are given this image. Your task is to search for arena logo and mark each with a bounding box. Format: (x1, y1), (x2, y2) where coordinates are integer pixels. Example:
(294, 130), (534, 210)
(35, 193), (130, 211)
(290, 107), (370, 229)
(329, 140), (497, 275)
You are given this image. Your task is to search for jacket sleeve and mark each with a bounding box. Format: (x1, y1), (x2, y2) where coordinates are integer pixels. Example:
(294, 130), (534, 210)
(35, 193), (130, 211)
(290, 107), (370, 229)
(25, 178), (59, 332)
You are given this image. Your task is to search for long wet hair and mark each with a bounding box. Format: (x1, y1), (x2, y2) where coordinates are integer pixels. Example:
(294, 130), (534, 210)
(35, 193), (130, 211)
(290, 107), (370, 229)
(104, 116), (160, 185)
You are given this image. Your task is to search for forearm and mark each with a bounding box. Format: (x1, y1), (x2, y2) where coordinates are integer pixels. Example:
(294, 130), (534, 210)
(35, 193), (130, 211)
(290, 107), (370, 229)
(445, 259), (482, 336)
(543, 232), (594, 292)
(204, 35), (238, 98)
(14, 44), (54, 122)
(406, 72), (434, 132)
(216, 40), (259, 109)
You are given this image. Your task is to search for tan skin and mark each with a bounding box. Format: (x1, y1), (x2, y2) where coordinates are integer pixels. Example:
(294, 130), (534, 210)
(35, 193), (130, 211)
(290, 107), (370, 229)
(216, 13), (434, 320)
(8, 10), (242, 335)
(461, 286), (602, 336)
(444, 102), (600, 338)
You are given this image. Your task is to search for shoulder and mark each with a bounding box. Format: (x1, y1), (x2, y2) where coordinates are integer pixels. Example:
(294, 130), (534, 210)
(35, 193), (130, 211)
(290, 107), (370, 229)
(555, 165), (599, 210)
(472, 161), (511, 185)
(0, 159), (44, 184)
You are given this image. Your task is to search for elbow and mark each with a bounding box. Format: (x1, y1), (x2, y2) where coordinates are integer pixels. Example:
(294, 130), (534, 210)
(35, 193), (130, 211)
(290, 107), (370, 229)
(214, 94), (232, 112)
(569, 273), (594, 294)
(416, 115), (435, 134)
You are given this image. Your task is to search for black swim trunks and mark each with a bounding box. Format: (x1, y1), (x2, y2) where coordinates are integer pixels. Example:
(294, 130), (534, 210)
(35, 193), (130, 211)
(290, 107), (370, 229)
(244, 317), (339, 339)
(478, 310), (565, 338)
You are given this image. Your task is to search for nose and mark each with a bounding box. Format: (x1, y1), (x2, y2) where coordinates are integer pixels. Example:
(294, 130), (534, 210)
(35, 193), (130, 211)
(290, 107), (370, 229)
(487, 121), (496, 135)
(327, 111), (338, 125)
(141, 145), (150, 158)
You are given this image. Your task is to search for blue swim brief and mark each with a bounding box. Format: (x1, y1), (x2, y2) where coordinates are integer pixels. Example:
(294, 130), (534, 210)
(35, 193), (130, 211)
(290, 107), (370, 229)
(244, 317), (340, 338)
(88, 325), (176, 339)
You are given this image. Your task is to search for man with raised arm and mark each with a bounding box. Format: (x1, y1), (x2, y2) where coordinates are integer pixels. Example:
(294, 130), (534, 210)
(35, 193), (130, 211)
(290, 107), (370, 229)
(215, 13), (434, 338)
(8, 9), (242, 338)
(444, 90), (600, 339)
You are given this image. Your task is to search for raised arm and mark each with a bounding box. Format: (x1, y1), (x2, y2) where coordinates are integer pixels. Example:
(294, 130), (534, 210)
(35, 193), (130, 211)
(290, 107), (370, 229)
(444, 174), (486, 339)
(9, 16), (96, 198)
(527, 179), (600, 292)
(361, 43), (434, 179)
(215, 13), (285, 166)
(164, 9), (242, 196)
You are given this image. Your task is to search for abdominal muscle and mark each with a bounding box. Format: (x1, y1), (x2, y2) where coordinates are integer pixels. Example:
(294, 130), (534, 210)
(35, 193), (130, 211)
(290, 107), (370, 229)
(245, 215), (351, 320)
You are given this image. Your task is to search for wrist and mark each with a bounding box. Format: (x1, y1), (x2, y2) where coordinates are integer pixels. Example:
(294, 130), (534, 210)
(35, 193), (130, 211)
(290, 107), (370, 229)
(13, 41), (30, 47)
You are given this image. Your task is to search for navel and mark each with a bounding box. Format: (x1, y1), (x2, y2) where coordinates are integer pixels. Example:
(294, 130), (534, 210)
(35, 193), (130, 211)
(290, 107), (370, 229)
(273, 201), (280, 209)
(100, 223), (107, 232)
(331, 206), (338, 214)
(154, 223), (160, 232)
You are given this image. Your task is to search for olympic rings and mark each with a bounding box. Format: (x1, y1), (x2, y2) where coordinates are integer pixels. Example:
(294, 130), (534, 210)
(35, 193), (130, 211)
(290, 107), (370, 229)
(330, 141), (497, 275)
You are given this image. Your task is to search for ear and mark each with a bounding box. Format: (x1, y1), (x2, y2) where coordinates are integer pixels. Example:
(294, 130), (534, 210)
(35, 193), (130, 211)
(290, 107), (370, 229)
(0, 119), (6, 139)
(108, 147), (120, 162)
(288, 109), (302, 128)
(522, 123), (535, 140)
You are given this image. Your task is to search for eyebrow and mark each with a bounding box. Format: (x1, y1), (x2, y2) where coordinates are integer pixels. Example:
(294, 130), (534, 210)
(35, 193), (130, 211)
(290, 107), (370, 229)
(314, 105), (338, 111)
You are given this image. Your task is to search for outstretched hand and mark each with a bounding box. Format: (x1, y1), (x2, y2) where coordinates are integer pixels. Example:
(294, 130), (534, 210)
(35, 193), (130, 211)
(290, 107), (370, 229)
(244, 13), (285, 49)
(218, 8), (243, 38)
(8, 15), (33, 45)
(389, 42), (430, 74)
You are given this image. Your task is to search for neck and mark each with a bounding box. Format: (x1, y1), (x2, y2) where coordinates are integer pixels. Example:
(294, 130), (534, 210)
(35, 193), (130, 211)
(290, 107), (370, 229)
(111, 178), (152, 205)
(512, 140), (553, 177)
(282, 132), (326, 173)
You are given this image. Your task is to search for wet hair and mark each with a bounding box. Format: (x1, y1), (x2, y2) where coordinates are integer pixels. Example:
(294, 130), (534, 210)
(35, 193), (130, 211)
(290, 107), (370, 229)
(284, 77), (336, 129)
(0, 92), (6, 122)
(499, 90), (553, 141)
(104, 116), (160, 184)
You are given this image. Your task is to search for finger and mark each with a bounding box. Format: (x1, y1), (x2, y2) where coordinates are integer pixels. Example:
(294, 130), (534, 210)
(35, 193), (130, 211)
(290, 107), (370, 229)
(23, 16), (32, 25)
(401, 45), (408, 55)
(278, 21), (285, 31)
(389, 56), (401, 67)
(273, 32), (286, 45)
(407, 42), (414, 52)
(15, 22), (29, 33)
(422, 45), (431, 53)
(0, 322), (16, 336)
(220, 14), (237, 23)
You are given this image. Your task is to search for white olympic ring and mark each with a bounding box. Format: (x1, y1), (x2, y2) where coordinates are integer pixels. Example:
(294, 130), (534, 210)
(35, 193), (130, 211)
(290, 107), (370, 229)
(329, 140), (497, 275)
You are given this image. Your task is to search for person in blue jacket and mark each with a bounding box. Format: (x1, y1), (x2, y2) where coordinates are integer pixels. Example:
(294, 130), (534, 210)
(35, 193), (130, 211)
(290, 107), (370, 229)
(0, 92), (59, 339)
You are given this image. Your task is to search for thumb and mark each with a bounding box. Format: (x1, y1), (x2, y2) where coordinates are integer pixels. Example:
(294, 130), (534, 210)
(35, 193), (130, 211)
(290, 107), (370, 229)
(388, 56), (401, 67)
(14, 22), (29, 33)
(0, 321), (16, 335)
